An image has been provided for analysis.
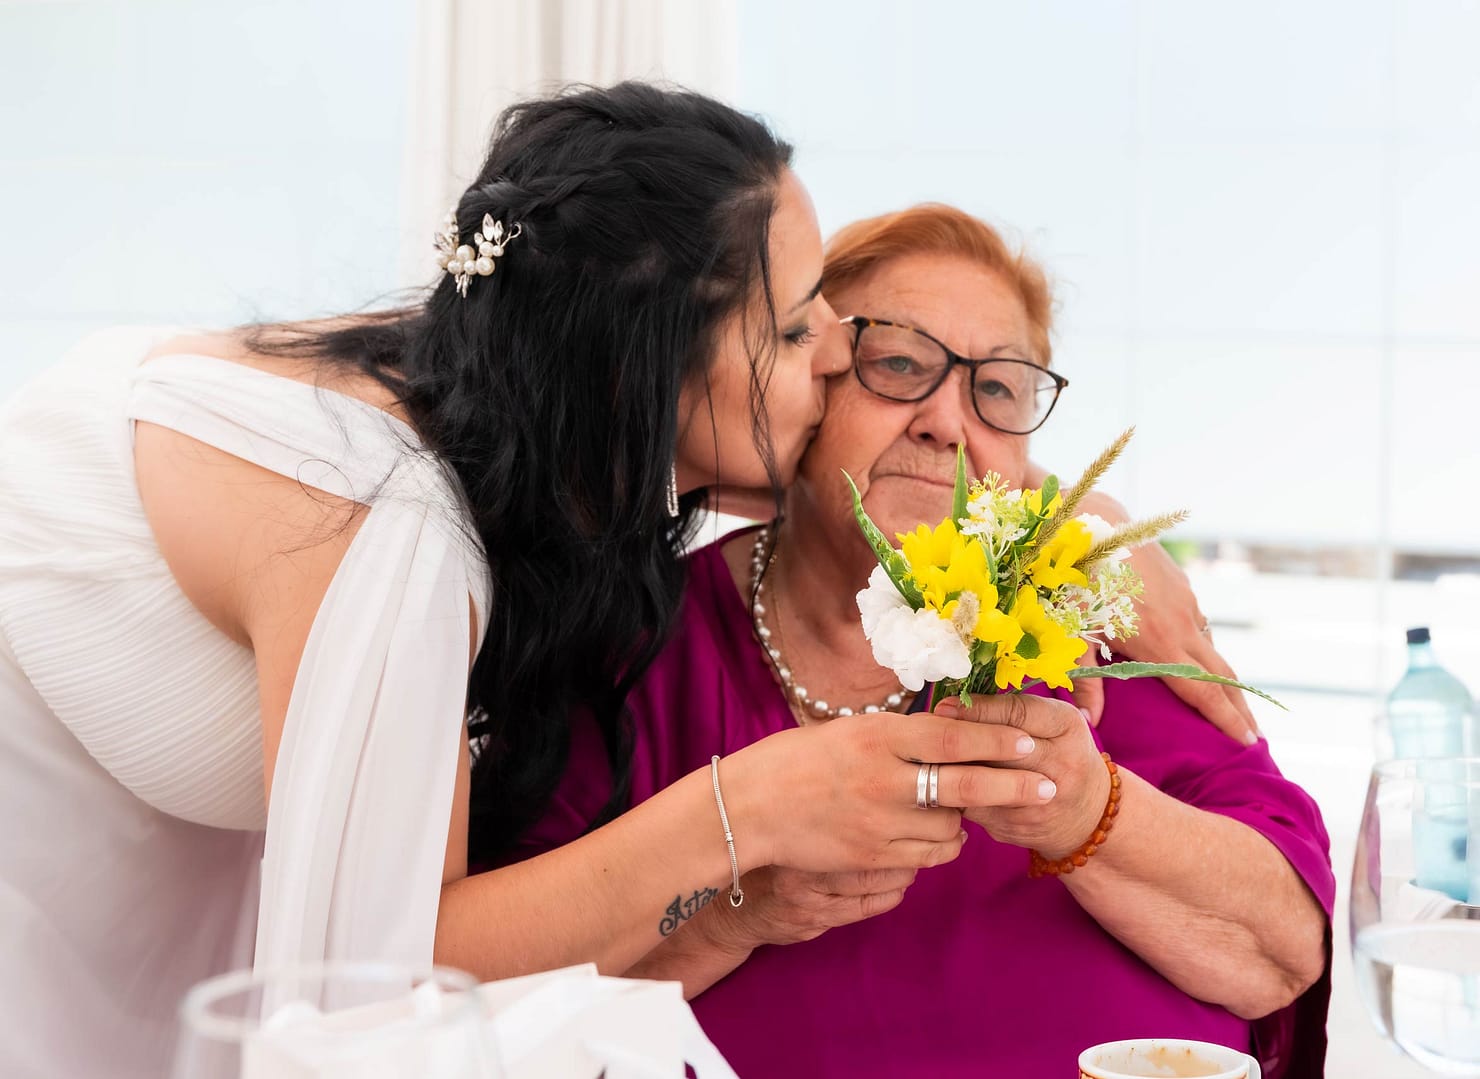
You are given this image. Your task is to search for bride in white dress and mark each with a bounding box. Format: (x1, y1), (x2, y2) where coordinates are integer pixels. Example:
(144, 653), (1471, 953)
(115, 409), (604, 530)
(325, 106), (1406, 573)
(0, 83), (1021, 1077)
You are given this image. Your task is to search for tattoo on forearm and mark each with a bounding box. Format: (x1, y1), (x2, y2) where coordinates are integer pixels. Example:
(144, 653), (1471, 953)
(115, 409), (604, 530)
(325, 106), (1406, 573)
(658, 887), (719, 937)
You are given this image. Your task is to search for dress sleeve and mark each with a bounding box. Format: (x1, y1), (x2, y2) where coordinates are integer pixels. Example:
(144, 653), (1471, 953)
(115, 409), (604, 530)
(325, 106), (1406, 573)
(253, 500), (482, 971)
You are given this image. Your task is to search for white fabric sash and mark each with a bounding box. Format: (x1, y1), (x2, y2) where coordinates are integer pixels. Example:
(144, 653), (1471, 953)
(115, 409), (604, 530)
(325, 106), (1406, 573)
(129, 356), (490, 973)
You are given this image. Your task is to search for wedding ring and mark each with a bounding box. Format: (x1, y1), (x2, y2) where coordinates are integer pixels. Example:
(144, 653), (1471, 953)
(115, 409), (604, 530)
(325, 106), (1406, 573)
(916, 763), (931, 809)
(927, 763), (941, 808)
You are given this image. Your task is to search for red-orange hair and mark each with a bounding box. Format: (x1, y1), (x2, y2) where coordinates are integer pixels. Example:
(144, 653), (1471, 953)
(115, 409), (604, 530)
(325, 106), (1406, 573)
(821, 203), (1055, 366)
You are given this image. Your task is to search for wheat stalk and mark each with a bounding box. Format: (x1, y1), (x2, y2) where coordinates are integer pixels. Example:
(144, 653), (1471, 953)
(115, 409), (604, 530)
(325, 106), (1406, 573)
(1021, 427), (1136, 564)
(1081, 510), (1189, 566)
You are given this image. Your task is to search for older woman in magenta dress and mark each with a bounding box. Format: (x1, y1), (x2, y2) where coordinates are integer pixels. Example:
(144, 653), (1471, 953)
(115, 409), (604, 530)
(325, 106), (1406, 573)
(501, 204), (1332, 1079)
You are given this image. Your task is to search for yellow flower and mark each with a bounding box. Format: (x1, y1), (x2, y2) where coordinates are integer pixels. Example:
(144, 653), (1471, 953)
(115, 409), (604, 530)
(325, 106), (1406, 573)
(993, 587), (1087, 691)
(993, 647), (1032, 691)
(900, 520), (970, 606)
(1026, 518), (1093, 590)
(899, 519), (961, 574)
(971, 596), (1023, 650)
(900, 520), (1020, 650)
(1022, 487), (1063, 519)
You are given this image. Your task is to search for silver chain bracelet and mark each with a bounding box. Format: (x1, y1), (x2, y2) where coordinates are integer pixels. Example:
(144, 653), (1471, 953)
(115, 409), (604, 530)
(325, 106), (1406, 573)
(710, 755), (744, 908)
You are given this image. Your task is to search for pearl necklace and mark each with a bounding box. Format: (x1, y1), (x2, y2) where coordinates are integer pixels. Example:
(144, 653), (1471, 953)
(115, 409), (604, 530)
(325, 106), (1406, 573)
(748, 527), (906, 720)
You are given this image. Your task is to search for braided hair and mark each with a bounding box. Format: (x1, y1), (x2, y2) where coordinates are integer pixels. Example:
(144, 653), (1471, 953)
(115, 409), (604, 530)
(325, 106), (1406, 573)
(250, 82), (794, 862)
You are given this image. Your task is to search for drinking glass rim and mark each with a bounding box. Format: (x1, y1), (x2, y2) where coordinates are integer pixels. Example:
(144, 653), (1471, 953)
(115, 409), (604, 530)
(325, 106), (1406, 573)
(178, 961), (480, 1043)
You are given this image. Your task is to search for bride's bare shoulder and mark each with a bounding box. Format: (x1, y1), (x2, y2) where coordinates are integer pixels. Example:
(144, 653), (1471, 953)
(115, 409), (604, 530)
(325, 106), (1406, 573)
(141, 321), (406, 419)
(134, 321), (404, 646)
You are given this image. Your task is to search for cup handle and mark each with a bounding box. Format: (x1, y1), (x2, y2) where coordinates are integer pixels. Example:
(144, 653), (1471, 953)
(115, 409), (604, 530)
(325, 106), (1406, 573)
(1245, 1053), (1261, 1079)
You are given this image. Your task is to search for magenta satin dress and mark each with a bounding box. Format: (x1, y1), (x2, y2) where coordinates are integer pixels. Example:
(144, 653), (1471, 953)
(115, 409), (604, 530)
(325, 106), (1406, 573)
(503, 536), (1334, 1079)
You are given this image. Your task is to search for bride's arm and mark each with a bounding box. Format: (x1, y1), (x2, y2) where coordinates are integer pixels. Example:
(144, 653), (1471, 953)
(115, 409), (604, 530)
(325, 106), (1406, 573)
(434, 714), (1056, 981)
(434, 765), (751, 979)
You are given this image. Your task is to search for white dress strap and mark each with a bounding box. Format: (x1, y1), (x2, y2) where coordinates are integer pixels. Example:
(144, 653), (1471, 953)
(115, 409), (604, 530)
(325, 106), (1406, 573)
(128, 356), (490, 973)
(132, 356), (426, 506)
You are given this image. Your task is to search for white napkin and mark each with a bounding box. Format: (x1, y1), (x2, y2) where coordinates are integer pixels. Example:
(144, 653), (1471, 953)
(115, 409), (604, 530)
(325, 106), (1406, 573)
(241, 965), (737, 1079)
(243, 980), (481, 1078)
(480, 964), (736, 1079)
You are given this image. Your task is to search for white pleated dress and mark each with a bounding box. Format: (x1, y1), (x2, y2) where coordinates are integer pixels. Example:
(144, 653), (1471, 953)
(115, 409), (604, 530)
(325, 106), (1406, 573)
(0, 327), (490, 1078)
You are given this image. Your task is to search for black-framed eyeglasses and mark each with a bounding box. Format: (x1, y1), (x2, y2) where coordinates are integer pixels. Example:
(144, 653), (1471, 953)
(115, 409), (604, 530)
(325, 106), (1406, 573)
(840, 316), (1069, 435)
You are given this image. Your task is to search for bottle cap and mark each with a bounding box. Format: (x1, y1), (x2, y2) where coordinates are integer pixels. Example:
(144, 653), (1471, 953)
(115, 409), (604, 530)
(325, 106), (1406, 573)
(1406, 626), (1431, 645)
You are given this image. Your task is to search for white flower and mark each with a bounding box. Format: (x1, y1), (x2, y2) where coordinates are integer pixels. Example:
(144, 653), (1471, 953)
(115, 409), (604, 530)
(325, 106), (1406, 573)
(864, 605), (973, 691)
(856, 564), (909, 639)
(1076, 513), (1130, 566)
(1051, 554), (1141, 660)
(962, 475), (1034, 562)
(856, 564), (977, 689)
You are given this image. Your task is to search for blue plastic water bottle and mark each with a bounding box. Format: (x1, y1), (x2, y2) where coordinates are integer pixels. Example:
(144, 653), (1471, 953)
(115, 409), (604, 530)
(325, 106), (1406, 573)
(1387, 627), (1478, 901)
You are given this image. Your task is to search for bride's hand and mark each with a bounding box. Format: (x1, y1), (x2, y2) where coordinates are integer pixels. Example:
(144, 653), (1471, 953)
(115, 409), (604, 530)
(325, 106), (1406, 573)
(728, 711), (1054, 874)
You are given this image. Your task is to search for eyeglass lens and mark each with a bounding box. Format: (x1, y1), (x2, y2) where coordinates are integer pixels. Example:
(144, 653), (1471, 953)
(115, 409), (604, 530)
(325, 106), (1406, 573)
(853, 322), (1059, 433)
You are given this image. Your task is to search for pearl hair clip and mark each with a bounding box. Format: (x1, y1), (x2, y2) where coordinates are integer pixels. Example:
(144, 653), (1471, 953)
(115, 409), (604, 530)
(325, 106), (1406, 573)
(435, 210), (523, 298)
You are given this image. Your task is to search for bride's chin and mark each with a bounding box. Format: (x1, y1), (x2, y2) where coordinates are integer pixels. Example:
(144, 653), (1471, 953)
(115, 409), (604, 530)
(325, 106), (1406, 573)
(773, 446), (809, 486)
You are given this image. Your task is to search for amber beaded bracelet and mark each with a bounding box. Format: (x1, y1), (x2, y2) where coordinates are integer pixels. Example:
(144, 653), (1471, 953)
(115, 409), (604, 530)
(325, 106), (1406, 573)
(1028, 752), (1121, 878)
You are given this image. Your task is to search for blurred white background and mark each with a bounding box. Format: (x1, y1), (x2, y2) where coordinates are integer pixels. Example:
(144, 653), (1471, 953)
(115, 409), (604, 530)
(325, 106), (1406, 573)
(4, 2), (1479, 1075)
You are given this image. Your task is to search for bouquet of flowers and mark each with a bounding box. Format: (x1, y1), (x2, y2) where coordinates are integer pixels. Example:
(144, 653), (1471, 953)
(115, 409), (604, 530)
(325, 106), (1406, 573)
(848, 429), (1280, 709)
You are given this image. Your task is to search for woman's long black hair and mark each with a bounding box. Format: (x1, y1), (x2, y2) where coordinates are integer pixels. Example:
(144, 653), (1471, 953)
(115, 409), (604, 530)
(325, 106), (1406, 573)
(250, 82), (793, 863)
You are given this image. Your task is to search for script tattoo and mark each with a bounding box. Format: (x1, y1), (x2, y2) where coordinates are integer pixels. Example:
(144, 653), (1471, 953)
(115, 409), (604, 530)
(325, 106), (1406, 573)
(658, 887), (719, 937)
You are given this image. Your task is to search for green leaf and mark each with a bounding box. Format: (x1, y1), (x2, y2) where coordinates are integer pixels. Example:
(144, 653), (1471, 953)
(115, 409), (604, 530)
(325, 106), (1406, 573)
(1039, 473), (1059, 512)
(843, 469), (923, 606)
(952, 444), (969, 525)
(1065, 662), (1287, 710)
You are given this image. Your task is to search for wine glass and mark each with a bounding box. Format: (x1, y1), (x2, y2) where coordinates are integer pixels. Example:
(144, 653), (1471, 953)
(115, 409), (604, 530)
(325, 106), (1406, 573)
(1352, 758), (1480, 1075)
(172, 961), (499, 1078)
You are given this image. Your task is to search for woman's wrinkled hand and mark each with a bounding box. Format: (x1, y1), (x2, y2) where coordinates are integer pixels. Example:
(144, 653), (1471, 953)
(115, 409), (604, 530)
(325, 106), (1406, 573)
(936, 693), (1109, 860)
(1066, 482), (1259, 745)
(699, 865), (919, 958)
(736, 710), (1057, 874)
(1114, 539), (1257, 744)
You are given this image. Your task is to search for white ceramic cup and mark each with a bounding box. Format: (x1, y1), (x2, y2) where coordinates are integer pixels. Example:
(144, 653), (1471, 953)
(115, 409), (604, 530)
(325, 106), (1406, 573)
(1077, 1038), (1261, 1079)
